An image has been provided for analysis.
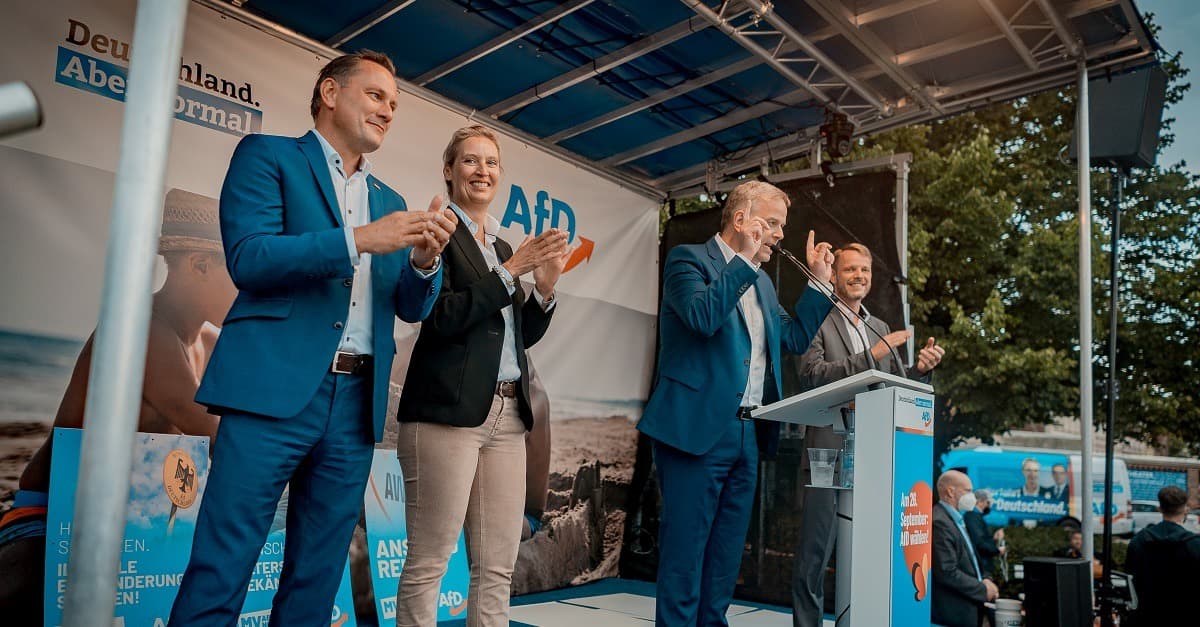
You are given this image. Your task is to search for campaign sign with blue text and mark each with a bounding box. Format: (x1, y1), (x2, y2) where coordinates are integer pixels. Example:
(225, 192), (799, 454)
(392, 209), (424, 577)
(891, 391), (935, 627)
(364, 450), (471, 624)
(45, 428), (355, 626)
(1129, 468), (1187, 502)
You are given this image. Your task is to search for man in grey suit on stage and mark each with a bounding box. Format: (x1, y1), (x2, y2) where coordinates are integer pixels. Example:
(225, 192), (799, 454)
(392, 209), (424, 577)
(790, 243), (945, 627)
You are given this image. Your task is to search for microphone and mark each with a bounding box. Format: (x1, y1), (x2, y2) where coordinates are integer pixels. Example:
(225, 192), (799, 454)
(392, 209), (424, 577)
(771, 243), (909, 379)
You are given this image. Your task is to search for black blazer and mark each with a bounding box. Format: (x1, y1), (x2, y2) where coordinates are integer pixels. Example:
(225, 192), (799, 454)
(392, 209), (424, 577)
(931, 504), (988, 627)
(962, 509), (1000, 577)
(397, 222), (553, 429)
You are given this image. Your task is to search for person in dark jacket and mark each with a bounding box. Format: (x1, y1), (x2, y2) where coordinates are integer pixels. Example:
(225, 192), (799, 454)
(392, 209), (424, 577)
(1125, 485), (1200, 627)
(393, 125), (569, 627)
(932, 471), (999, 627)
(962, 489), (1003, 578)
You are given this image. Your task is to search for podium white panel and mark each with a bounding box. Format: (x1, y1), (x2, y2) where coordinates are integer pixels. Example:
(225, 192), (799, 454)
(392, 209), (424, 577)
(755, 371), (935, 627)
(751, 369), (931, 427)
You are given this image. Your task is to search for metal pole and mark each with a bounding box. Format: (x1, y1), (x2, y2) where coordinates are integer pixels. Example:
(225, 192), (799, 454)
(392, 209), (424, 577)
(61, 1), (188, 624)
(1076, 58), (1096, 569)
(896, 159), (912, 364)
(1099, 170), (1124, 627)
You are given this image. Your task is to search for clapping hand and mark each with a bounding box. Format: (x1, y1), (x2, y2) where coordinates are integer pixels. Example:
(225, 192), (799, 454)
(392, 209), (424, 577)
(354, 195), (457, 263)
(410, 195), (458, 269)
(503, 228), (569, 278)
(533, 238), (572, 297)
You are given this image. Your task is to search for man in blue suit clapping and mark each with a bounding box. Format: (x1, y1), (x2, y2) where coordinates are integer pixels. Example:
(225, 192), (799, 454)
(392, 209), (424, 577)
(638, 181), (835, 626)
(170, 51), (457, 626)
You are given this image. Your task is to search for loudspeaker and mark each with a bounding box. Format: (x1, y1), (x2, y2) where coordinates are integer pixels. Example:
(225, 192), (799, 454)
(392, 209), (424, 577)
(1069, 64), (1167, 169)
(1023, 557), (1092, 627)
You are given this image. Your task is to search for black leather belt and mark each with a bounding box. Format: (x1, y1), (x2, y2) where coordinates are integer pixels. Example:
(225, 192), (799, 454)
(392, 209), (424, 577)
(495, 380), (518, 398)
(331, 351), (373, 375)
(737, 406), (758, 421)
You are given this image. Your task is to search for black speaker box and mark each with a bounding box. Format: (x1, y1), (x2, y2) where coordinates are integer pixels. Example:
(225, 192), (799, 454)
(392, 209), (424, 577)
(1023, 557), (1092, 627)
(1069, 64), (1167, 169)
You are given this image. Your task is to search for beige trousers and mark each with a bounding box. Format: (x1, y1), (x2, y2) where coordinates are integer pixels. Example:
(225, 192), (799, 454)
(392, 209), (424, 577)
(394, 395), (527, 627)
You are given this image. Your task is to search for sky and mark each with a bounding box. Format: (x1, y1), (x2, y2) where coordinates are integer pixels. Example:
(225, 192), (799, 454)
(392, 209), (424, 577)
(1138, 0), (1200, 174)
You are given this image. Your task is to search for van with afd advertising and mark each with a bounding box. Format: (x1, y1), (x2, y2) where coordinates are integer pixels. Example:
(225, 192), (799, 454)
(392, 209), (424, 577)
(942, 446), (1133, 536)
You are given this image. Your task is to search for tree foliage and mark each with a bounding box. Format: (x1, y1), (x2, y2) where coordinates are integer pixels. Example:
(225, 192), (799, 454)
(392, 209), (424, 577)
(859, 48), (1200, 457)
(663, 36), (1199, 456)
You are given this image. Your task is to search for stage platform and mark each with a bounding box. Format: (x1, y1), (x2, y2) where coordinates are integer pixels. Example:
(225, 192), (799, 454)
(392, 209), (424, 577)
(432, 578), (835, 626)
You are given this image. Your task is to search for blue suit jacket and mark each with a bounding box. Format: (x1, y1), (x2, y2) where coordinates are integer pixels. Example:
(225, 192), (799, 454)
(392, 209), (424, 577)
(196, 131), (440, 441)
(638, 238), (833, 456)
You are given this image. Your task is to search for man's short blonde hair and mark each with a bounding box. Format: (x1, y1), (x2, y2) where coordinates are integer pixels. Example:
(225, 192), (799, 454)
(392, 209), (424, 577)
(833, 243), (872, 269)
(720, 181), (790, 230)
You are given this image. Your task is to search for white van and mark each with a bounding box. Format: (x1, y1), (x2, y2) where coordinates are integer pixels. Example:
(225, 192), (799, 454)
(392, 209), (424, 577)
(942, 446), (1134, 536)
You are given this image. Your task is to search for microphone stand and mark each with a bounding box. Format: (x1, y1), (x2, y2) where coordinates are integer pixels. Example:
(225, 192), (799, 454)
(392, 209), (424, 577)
(771, 244), (910, 380)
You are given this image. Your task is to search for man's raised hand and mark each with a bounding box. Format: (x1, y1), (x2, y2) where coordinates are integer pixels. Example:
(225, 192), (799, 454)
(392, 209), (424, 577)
(806, 230), (834, 283)
(916, 337), (945, 373)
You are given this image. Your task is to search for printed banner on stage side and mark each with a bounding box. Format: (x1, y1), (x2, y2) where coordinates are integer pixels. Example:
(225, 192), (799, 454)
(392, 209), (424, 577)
(363, 450), (471, 624)
(44, 428), (355, 627)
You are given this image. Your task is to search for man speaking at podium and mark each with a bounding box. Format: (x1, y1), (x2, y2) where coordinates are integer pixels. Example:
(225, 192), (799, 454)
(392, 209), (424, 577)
(638, 181), (834, 626)
(791, 243), (944, 627)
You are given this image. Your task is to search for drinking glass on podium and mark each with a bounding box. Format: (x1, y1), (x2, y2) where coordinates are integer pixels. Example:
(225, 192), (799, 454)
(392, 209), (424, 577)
(808, 448), (839, 487)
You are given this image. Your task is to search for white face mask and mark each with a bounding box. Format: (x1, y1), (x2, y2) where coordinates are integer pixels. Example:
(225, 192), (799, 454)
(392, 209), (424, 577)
(957, 491), (977, 513)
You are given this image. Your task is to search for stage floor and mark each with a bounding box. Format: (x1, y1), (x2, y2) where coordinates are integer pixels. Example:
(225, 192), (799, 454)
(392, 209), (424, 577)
(496, 578), (834, 626)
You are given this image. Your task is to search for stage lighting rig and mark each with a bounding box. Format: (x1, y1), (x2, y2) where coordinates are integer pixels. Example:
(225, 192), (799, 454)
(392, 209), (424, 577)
(819, 110), (854, 159)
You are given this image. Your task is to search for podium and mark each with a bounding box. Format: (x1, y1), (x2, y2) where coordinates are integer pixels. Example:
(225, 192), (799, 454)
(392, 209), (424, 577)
(753, 370), (936, 627)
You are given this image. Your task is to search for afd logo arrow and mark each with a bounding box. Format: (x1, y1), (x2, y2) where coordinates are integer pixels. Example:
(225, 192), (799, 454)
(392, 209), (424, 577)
(563, 237), (594, 273)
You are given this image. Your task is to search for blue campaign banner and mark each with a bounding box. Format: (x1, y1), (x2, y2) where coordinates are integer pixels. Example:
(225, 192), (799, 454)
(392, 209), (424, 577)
(45, 428), (356, 626)
(240, 511), (357, 627)
(45, 429), (210, 625)
(891, 428), (934, 627)
(1129, 469), (1188, 502)
(54, 46), (263, 137)
(364, 450), (470, 624)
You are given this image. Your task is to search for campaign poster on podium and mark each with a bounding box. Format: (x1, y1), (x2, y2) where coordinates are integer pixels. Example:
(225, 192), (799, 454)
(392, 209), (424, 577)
(364, 450), (471, 624)
(891, 391), (935, 626)
(45, 428), (356, 626)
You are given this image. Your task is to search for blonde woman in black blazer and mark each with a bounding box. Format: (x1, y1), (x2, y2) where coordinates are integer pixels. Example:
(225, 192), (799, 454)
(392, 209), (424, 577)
(393, 125), (569, 627)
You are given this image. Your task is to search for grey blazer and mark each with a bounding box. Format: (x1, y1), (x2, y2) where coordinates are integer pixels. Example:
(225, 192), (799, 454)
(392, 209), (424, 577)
(798, 305), (905, 387)
(796, 306), (926, 447)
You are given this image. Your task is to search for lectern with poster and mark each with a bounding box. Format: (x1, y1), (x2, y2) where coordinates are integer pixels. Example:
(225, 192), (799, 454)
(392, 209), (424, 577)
(753, 369), (935, 627)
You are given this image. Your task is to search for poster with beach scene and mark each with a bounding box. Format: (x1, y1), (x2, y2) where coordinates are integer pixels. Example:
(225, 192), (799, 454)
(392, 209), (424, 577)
(44, 428), (355, 626)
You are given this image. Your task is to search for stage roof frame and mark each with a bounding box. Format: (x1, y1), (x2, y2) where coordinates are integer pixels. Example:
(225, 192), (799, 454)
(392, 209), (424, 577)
(198, 0), (1159, 200)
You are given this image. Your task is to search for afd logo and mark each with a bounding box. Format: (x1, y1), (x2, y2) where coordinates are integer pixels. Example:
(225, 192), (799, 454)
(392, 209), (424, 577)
(330, 604), (351, 627)
(921, 411), (932, 427)
(439, 590), (469, 617)
(234, 605), (350, 626)
(500, 184), (594, 273)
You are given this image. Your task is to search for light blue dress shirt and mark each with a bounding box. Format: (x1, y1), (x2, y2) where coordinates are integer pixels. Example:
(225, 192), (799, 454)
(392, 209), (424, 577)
(313, 130), (437, 356)
(448, 202), (553, 382)
(940, 501), (983, 580)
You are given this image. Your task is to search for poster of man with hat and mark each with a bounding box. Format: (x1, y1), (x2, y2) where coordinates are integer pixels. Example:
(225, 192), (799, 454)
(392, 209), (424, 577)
(0, 188), (236, 624)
